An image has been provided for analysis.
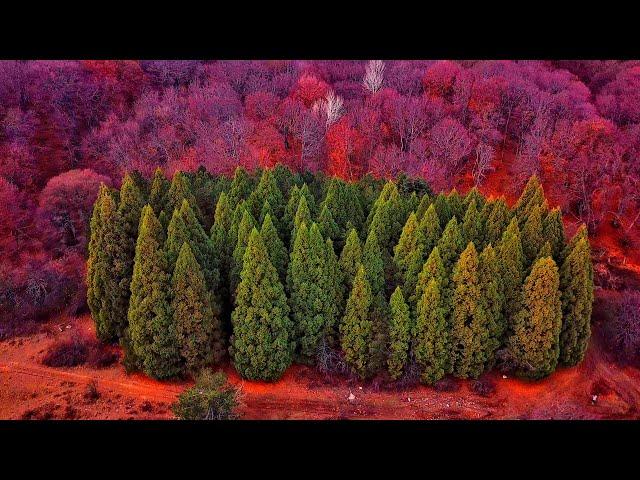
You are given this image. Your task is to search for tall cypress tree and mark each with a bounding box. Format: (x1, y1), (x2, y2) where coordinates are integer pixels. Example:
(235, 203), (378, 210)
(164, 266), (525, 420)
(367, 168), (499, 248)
(231, 228), (293, 381)
(521, 203), (545, 267)
(394, 212), (426, 298)
(462, 199), (482, 247)
(417, 202), (442, 256)
(498, 217), (525, 331)
(478, 244), (505, 365)
(514, 175), (544, 224)
(128, 205), (182, 379)
(362, 229), (385, 297)
(324, 237), (343, 345)
(339, 228), (363, 300)
(165, 171), (202, 225)
(317, 204), (339, 244)
(411, 246), (447, 310)
(433, 192), (452, 227)
(447, 188), (465, 221)
(543, 207), (566, 263)
(210, 191), (233, 310)
(230, 209), (257, 301)
(291, 194), (312, 248)
(437, 217), (465, 275)
(172, 242), (224, 372)
(559, 236), (593, 366)
(450, 242), (490, 379)
(414, 278), (449, 384)
(283, 183), (316, 245)
(228, 166), (254, 206)
(484, 197), (511, 247)
(149, 167), (169, 216)
(261, 213), (288, 285)
(464, 186), (485, 211)
(287, 223), (333, 363)
(340, 265), (374, 379)
(415, 194), (432, 220)
(509, 256), (562, 379)
(87, 184), (111, 339)
(387, 287), (411, 380)
(247, 168), (285, 226)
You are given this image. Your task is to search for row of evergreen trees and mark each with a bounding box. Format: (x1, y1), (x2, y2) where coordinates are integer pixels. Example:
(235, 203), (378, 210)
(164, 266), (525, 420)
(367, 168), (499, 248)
(88, 165), (593, 382)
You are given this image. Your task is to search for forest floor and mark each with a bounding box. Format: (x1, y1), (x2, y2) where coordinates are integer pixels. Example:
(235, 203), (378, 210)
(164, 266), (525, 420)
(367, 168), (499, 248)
(1, 299), (639, 420)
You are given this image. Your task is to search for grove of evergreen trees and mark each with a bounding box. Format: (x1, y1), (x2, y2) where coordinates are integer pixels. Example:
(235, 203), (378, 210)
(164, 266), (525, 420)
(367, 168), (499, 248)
(88, 167), (594, 383)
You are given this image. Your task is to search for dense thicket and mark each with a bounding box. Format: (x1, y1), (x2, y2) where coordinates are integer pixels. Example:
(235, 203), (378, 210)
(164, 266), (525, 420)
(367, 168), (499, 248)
(88, 166), (593, 382)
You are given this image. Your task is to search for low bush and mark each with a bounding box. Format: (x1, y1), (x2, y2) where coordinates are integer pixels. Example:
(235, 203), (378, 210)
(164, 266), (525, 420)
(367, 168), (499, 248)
(172, 371), (240, 420)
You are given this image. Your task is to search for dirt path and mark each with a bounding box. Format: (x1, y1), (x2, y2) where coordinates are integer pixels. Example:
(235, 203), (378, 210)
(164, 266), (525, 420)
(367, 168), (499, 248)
(1, 312), (639, 420)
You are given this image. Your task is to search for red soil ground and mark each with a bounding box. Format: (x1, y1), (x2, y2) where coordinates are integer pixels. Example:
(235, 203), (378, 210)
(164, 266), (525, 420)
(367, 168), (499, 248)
(1, 301), (639, 420)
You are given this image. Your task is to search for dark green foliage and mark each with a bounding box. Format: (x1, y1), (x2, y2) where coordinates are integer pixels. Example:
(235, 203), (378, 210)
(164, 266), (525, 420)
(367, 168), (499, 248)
(394, 212), (425, 298)
(433, 192), (453, 226)
(559, 236), (594, 366)
(231, 228), (293, 381)
(165, 171), (202, 225)
(464, 186), (485, 211)
(543, 207), (566, 262)
(417, 202), (442, 255)
(230, 209), (257, 301)
(321, 178), (365, 241)
(340, 265), (374, 379)
(387, 287), (411, 380)
(478, 244), (505, 364)
(261, 213), (288, 284)
(247, 168), (285, 227)
(447, 189), (465, 221)
(514, 175), (545, 227)
(415, 194), (432, 220)
(128, 206), (182, 379)
(509, 256), (562, 379)
(324, 238), (343, 346)
(437, 217), (465, 274)
(521, 203), (546, 266)
(291, 195), (312, 248)
(149, 167), (169, 215)
(172, 371), (239, 420)
(484, 197), (511, 247)
(172, 242), (224, 372)
(451, 243), (490, 379)
(317, 205), (339, 244)
(462, 199), (482, 246)
(414, 279), (448, 384)
(498, 217), (525, 329)
(362, 229), (385, 297)
(339, 228), (362, 299)
(283, 184), (316, 244)
(287, 223), (334, 363)
(228, 166), (254, 206)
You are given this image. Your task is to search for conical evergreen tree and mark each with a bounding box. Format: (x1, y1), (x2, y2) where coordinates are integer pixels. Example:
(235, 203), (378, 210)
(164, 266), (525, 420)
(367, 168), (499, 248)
(87, 184), (111, 339)
(259, 199), (276, 228)
(291, 195), (312, 248)
(509, 256), (562, 379)
(340, 265), (374, 379)
(387, 287), (411, 380)
(321, 178), (364, 241)
(247, 168), (285, 225)
(437, 217), (465, 274)
(228, 166), (254, 206)
(514, 175), (543, 221)
(287, 223), (333, 363)
(324, 237), (343, 345)
(559, 236), (593, 366)
(414, 279), (448, 384)
(172, 242), (224, 372)
(231, 228), (293, 381)
(362, 229), (385, 297)
(433, 192), (453, 226)
(450, 243), (490, 379)
(478, 244), (505, 365)
(521, 203), (545, 267)
(118, 173), (145, 240)
(261, 213), (288, 285)
(447, 188), (465, 221)
(230, 209), (257, 301)
(411, 246), (447, 311)
(394, 212), (426, 298)
(464, 186), (485, 211)
(165, 171), (202, 225)
(543, 207), (566, 263)
(415, 194), (432, 220)
(283, 183), (316, 245)
(462, 199), (482, 246)
(317, 204), (339, 244)
(149, 167), (169, 216)
(498, 217), (525, 330)
(128, 206), (182, 379)
(210, 191), (233, 303)
(484, 197), (511, 247)
(339, 228), (362, 299)
(417, 202), (442, 256)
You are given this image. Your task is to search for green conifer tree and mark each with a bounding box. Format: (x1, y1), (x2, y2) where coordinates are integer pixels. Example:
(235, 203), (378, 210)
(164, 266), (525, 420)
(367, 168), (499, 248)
(450, 243), (490, 379)
(317, 204), (340, 243)
(478, 244), (505, 364)
(128, 206), (182, 379)
(417, 202), (442, 256)
(149, 167), (169, 216)
(387, 287), (411, 380)
(362, 229), (385, 297)
(394, 212), (426, 298)
(498, 217), (525, 330)
(521, 203), (545, 266)
(340, 265), (374, 379)
(231, 228), (293, 381)
(339, 228), (363, 299)
(543, 207), (566, 262)
(261, 213), (288, 285)
(437, 217), (465, 274)
(462, 199), (482, 246)
(230, 209), (257, 301)
(172, 242), (224, 372)
(228, 166), (254, 206)
(559, 236), (593, 366)
(509, 256), (562, 379)
(414, 279), (448, 384)
(484, 197), (511, 247)
(291, 194), (312, 248)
